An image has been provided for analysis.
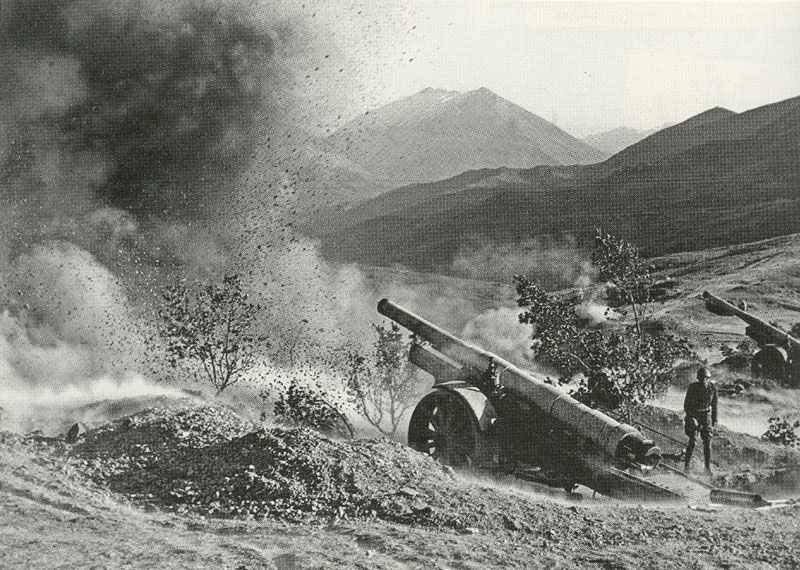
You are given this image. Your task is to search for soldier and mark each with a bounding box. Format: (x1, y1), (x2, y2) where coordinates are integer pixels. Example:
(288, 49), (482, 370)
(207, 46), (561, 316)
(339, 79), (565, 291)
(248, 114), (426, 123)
(683, 366), (718, 475)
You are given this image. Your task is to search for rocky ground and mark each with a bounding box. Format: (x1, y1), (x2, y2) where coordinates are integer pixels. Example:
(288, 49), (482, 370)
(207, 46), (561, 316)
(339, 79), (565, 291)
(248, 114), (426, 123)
(2, 401), (800, 569)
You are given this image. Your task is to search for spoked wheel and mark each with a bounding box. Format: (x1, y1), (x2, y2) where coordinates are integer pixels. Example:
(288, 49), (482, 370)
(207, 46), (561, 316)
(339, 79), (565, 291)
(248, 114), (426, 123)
(408, 390), (480, 468)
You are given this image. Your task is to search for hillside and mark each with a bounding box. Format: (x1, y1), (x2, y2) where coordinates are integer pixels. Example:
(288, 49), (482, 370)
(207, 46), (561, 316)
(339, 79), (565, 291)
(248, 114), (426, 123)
(324, 95), (800, 273)
(592, 107), (736, 173)
(323, 87), (607, 187)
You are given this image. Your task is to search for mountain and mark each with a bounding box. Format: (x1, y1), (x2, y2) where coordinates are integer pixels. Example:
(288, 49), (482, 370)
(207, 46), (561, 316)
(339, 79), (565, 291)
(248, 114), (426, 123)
(594, 107), (737, 173)
(323, 95), (800, 273)
(323, 87), (608, 187)
(582, 126), (662, 155)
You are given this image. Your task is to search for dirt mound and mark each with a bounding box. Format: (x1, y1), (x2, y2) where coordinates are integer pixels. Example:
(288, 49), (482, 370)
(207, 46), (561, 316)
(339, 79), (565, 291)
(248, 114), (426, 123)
(68, 404), (490, 526)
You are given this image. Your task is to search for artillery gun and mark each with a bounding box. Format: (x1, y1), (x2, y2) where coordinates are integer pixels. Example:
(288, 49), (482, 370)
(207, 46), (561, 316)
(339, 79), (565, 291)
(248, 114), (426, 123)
(702, 291), (800, 387)
(377, 299), (683, 500)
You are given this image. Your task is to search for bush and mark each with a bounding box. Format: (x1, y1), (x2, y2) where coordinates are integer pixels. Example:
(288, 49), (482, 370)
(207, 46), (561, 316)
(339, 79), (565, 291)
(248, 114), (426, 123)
(269, 382), (354, 439)
(762, 416), (800, 448)
(720, 339), (756, 371)
(592, 229), (654, 338)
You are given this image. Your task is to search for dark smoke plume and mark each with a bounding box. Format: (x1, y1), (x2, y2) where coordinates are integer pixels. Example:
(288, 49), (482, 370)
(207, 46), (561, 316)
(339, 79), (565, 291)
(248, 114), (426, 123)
(0, 0), (294, 417)
(2, 0), (274, 219)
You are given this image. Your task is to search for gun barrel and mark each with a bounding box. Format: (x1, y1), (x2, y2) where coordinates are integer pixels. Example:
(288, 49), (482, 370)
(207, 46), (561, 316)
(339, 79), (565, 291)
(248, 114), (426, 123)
(378, 298), (495, 371)
(702, 291), (798, 347)
(378, 298), (660, 467)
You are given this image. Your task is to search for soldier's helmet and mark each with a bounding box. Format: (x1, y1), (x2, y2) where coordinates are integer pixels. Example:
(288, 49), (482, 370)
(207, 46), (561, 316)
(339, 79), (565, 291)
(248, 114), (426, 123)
(697, 366), (711, 380)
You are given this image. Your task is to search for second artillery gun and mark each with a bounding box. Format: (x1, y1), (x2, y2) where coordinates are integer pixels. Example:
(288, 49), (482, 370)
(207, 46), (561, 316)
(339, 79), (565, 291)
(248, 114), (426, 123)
(378, 299), (685, 500)
(703, 291), (800, 387)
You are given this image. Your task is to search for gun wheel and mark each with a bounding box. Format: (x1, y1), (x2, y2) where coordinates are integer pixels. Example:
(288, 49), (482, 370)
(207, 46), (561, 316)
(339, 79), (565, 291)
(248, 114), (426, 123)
(408, 390), (479, 468)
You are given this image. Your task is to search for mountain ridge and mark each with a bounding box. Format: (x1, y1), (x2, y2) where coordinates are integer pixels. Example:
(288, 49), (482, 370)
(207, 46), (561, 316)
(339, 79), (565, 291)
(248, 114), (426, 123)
(323, 95), (800, 273)
(323, 87), (607, 187)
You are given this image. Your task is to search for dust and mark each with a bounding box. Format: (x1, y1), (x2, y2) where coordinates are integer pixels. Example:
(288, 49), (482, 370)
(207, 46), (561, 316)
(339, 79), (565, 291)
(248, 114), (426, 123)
(657, 385), (800, 437)
(451, 235), (594, 290)
(0, 375), (186, 435)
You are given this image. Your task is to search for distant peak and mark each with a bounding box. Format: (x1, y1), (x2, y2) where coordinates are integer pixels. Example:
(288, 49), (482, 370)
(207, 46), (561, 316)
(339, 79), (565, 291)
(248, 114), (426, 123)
(416, 87), (453, 96)
(468, 86), (498, 97)
(660, 106), (736, 132)
(690, 106), (736, 122)
(704, 106), (735, 115)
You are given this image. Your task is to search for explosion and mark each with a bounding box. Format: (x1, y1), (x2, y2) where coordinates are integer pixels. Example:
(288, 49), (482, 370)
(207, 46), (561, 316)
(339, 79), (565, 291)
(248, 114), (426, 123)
(0, 0), (378, 428)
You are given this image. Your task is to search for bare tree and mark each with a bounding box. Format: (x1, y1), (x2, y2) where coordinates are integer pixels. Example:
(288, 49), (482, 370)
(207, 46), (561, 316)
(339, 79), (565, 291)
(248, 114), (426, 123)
(345, 323), (421, 437)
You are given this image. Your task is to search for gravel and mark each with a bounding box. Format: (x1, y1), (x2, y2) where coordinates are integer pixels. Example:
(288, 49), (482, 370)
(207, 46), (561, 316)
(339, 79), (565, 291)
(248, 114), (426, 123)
(67, 404), (460, 524)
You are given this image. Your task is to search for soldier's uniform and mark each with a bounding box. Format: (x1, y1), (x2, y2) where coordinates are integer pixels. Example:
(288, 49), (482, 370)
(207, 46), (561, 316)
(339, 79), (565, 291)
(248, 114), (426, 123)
(683, 368), (718, 474)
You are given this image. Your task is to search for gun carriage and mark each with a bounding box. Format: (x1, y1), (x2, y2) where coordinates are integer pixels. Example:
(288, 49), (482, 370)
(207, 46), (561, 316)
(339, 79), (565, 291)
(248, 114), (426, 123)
(703, 291), (800, 386)
(377, 299), (681, 499)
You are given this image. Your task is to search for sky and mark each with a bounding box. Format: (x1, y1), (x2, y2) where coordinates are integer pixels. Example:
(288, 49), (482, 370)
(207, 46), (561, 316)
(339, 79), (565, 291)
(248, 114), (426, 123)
(333, 1), (800, 137)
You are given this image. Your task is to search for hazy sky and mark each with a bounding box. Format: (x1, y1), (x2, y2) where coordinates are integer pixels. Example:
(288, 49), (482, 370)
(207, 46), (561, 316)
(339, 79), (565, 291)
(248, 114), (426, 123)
(339, 1), (800, 136)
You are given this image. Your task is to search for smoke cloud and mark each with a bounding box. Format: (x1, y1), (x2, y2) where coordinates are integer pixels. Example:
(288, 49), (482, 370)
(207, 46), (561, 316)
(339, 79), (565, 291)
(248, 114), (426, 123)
(2, 0), (275, 216)
(0, 241), (143, 381)
(0, 0), (319, 429)
(460, 307), (535, 365)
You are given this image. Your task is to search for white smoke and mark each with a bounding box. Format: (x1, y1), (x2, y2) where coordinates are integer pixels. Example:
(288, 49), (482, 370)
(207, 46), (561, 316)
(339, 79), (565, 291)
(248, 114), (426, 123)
(461, 307), (535, 365)
(0, 241), (179, 433)
(575, 301), (620, 328)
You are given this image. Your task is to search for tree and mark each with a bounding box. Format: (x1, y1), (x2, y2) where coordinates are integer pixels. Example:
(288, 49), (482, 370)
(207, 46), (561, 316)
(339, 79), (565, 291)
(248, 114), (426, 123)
(592, 229), (654, 338)
(516, 231), (692, 414)
(158, 274), (267, 394)
(344, 323), (422, 437)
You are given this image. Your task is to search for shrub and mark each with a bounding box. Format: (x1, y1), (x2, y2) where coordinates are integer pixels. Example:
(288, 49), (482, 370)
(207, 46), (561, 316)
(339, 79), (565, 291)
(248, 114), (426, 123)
(720, 339), (756, 371)
(158, 274), (267, 394)
(269, 382), (354, 438)
(762, 416), (800, 448)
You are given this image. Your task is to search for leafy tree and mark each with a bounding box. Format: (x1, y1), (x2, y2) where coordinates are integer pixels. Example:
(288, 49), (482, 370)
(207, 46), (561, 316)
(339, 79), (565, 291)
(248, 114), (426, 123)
(516, 231), (692, 414)
(592, 229), (654, 338)
(762, 416), (800, 448)
(344, 323), (422, 437)
(158, 274), (267, 394)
